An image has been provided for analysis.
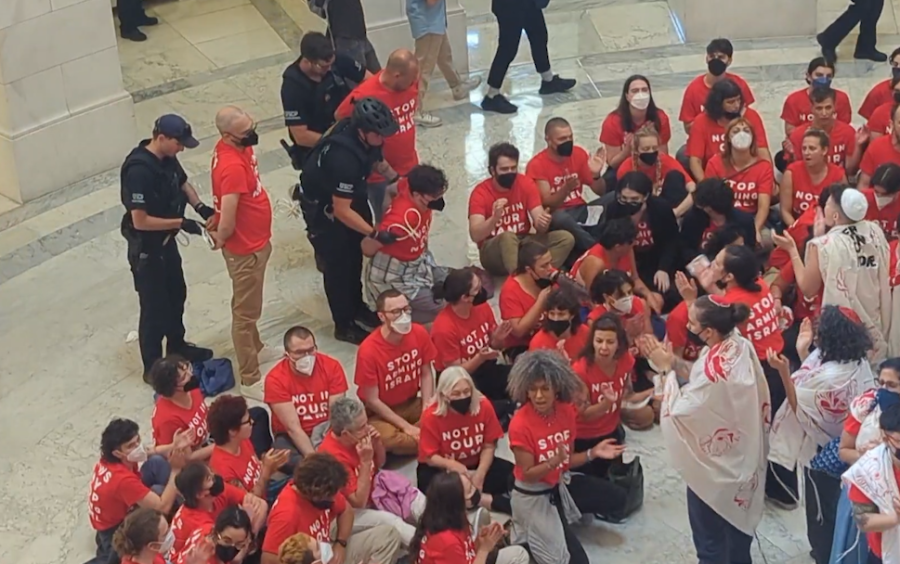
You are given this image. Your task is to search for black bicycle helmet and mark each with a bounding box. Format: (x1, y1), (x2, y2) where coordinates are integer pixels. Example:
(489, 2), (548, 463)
(351, 96), (399, 136)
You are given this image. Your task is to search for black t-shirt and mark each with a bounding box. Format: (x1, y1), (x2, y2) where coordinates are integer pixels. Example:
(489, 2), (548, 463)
(280, 54), (366, 140)
(302, 122), (376, 206)
(121, 141), (189, 245)
(326, 0), (367, 40)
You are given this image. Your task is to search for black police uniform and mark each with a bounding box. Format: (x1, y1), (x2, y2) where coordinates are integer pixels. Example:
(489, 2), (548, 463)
(120, 141), (195, 373)
(280, 54), (366, 168)
(298, 118), (380, 333)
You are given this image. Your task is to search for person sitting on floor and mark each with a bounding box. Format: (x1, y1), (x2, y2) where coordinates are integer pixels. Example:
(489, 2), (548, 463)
(528, 286), (590, 363)
(149, 355), (212, 462)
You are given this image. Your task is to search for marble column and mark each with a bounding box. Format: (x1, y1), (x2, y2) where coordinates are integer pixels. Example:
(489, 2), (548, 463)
(0, 0), (136, 204)
(364, 0), (469, 76)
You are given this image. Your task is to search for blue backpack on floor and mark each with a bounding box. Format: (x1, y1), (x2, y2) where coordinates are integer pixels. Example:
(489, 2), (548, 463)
(192, 358), (235, 397)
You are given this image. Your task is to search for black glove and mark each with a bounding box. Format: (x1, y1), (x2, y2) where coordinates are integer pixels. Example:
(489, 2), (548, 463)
(181, 218), (203, 236)
(373, 230), (399, 245)
(194, 203), (215, 220)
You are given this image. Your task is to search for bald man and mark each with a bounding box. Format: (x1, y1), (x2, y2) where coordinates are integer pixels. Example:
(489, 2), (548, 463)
(336, 49), (420, 221)
(210, 105), (274, 401)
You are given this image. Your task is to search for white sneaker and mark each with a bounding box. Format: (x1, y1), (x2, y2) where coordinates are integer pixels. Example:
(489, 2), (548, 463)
(241, 379), (264, 402)
(452, 76), (483, 101)
(415, 111), (442, 128)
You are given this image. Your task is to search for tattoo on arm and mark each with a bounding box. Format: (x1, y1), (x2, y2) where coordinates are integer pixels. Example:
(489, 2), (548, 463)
(852, 502), (878, 527)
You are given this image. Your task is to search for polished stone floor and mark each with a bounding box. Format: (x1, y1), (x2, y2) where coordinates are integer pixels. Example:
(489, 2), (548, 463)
(5, 0), (899, 561)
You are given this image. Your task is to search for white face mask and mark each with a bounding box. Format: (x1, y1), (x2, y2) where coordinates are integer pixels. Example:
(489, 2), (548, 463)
(158, 528), (176, 554)
(392, 312), (412, 335)
(613, 296), (634, 313)
(318, 541), (334, 564)
(875, 194), (895, 209)
(294, 355), (316, 375)
(126, 443), (148, 464)
(731, 131), (753, 150)
(630, 92), (651, 110)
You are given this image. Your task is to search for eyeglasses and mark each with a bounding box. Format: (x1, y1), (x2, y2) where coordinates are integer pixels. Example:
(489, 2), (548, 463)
(382, 306), (412, 316)
(287, 346), (317, 358)
(212, 532), (254, 552)
(240, 417), (252, 426)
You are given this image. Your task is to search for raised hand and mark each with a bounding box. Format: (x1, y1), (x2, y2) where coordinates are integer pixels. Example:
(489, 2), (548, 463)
(262, 448), (291, 473)
(674, 271), (698, 302)
(590, 438), (626, 460)
(796, 317), (814, 356)
(492, 198), (508, 219)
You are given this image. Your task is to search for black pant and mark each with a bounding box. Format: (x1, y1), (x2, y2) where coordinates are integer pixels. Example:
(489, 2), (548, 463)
(574, 427), (626, 480)
(471, 361), (512, 402)
(761, 359), (799, 504)
(658, 170), (689, 211)
(132, 239), (187, 374)
(819, 0), (884, 51)
(248, 407), (273, 456)
(84, 524), (121, 564)
(806, 469), (842, 564)
(117, 0), (148, 32)
(417, 457), (515, 513)
(870, 554), (883, 564)
(487, 0), (550, 89)
(687, 487), (752, 564)
(306, 201), (369, 327)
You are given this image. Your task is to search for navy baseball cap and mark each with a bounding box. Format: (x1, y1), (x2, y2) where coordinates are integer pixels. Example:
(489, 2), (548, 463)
(153, 114), (200, 149)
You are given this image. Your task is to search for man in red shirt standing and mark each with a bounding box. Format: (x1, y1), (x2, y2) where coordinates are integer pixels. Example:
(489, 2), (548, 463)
(210, 106), (274, 401)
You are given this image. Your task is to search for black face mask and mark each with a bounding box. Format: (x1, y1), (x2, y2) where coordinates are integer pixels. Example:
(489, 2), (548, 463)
(687, 329), (705, 345)
(619, 201), (643, 216)
(638, 151), (658, 166)
(427, 197), (446, 211)
(472, 288), (489, 306)
(556, 141), (574, 157)
(723, 110), (742, 121)
(535, 277), (553, 289)
(182, 376), (201, 392)
(311, 498), (335, 510)
(210, 474), (225, 497)
(544, 319), (571, 336)
(708, 58), (727, 77)
(893, 91), (900, 104)
(496, 172), (517, 189)
(238, 130), (259, 147)
(715, 279), (728, 290)
(450, 397), (473, 414)
(215, 544), (241, 563)
(893, 67), (900, 80)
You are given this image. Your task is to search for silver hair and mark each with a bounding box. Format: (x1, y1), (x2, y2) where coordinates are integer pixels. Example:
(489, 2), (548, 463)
(432, 366), (483, 417)
(329, 396), (365, 435)
(506, 350), (583, 404)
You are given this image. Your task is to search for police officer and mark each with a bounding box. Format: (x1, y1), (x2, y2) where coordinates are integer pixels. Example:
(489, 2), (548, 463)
(299, 97), (401, 345)
(121, 114), (214, 382)
(280, 31), (368, 170)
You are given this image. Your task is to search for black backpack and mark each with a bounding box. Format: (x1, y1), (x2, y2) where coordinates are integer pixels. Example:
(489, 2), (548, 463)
(299, 119), (370, 201)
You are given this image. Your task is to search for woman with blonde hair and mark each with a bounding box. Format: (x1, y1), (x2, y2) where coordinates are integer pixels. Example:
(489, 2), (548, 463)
(417, 366), (511, 513)
(704, 117), (775, 242)
(616, 124), (695, 216)
(277, 533), (319, 564)
(113, 507), (209, 564)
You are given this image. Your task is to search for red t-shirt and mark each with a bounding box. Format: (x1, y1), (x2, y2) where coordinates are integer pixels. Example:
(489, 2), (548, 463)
(263, 485), (348, 553)
(703, 155), (774, 214)
(210, 141), (272, 255)
(418, 396), (504, 467)
(687, 108), (769, 167)
(844, 389), (876, 436)
(528, 324), (590, 361)
(354, 325), (437, 406)
(573, 353), (636, 439)
(417, 529), (476, 564)
(785, 161), (845, 217)
(468, 175), (542, 244)
(719, 279), (785, 358)
(769, 208), (815, 270)
(508, 402), (578, 486)
(863, 187), (900, 241)
(376, 182), (433, 261)
(778, 261), (822, 321)
(587, 297), (646, 325)
(599, 109), (673, 146)
(859, 79), (892, 119)
(174, 523), (215, 564)
(209, 440), (261, 492)
(570, 244), (637, 280)
(788, 121), (857, 169)
(860, 135), (900, 177)
(123, 557), (166, 564)
(88, 460), (150, 530)
(891, 239), (900, 287)
(151, 389), (209, 448)
(867, 102), (895, 136)
(666, 301), (702, 361)
(616, 152), (688, 185)
(679, 73), (756, 124)
(847, 465), (900, 559)
(499, 276), (541, 349)
(525, 146), (594, 208)
(171, 484), (246, 555)
(430, 303), (497, 371)
(780, 87), (853, 127)
(318, 432), (375, 500)
(264, 354), (348, 435)
(335, 72), (418, 181)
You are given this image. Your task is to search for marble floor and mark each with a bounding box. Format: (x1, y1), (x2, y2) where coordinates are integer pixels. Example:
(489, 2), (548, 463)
(5, 0), (900, 561)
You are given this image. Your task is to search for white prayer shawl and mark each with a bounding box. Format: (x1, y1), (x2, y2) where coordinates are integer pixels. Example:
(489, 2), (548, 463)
(769, 350), (873, 468)
(889, 241), (900, 356)
(809, 220), (891, 362)
(843, 444), (900, 564)
(661, 332), (770, 535)
(850, 389), (882, 452)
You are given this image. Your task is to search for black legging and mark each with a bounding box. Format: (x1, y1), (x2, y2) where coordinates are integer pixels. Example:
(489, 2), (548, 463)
(806, 469), (842, 564)
(417, 457), (515, 513)
(487, 0), (550, 89)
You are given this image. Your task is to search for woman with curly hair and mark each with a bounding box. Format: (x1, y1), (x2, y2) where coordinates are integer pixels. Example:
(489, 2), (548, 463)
(767, 306), (874, 564)
(113, 508), (181, 564)
(149, 354), (212, 461)
(506, 350), (626, 564)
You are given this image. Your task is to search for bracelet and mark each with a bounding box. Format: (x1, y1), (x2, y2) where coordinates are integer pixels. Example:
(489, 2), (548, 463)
(586, 449), (594, 462)
(333, 539), (347, 548)
(387, 175), (400, 184)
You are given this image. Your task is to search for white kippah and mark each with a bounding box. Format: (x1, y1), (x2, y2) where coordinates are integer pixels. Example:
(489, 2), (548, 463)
(840, 188), (868, 222)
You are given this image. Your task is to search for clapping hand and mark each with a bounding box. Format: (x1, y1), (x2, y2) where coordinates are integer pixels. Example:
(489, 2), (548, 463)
(637, 334), (674, 372)
(590, 438), (626, 460)
(491, 320), (513, 347)
(589, 146), (607, 176)
(796, 318), (814, 357)
(475, 522), (505, 553)
(262, 449), (291, 473)
(674, 271), (698, 302)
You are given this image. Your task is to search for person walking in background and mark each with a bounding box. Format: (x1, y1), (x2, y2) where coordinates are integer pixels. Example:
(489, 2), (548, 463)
(117, 0), (159, 42)
(480, 0), (576, 114)
(320, 0), (382, 73)
(406, 0), (481, 127)
(817, 0), (886, 62)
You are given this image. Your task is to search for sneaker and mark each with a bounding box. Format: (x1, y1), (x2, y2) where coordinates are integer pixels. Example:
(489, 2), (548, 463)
(595, 512), (629, 524)
(241, 379), (264, 402)
(415, 111), (443, 128)
(855, 48), (888, 62)
(168, 342), (213, 363)
(355, 307), (381, 329)
(121, 29), (148, 42)
(334, 323), (371, 345)
(539, 75), (576, 95)
(766, 496), (798, 511)
(817, 33), (838, 62)
(137, 15), (159, 26)
(452, 76), (483, 101)
(142, 371), (153, 385)
(481, 94), (517, 114)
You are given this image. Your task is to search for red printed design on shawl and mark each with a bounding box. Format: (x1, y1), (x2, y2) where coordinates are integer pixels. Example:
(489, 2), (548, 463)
(734, 471), (759, 510)
(703, 339), (739, 383)
(700, 428), (740, 457)
(816, 388), (853, 424)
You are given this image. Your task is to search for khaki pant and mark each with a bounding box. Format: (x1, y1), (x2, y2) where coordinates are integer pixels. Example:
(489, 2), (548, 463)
(479, 231), (575, 276)
(368, 397), (422, 456)
(223, 241), (272, 385)
(414, 32), (461, 107)
(329, 522), (403, 564)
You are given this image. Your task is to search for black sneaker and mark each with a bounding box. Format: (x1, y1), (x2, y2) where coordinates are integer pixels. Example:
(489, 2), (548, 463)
(138, 16), (160, 26)
(121, 29), (148, 42)
(334, 323), (371, 345)
(595, 512), (628, 524)
(855, 48), (888, 62)
(481, 94), (518, 114)
(817, 33), (838, 62)
(168, 343), (213, 363)
(142, 371), (153, 385)
(539, 75), (576, 95)
(355, 307), (381, 329)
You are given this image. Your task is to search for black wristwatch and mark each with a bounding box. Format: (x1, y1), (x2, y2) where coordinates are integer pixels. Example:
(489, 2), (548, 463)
(333, 539), (348, 548)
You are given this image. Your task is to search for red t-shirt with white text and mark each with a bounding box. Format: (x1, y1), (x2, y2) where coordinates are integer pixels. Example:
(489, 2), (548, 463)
(508, 402), (578, 486)
(788, 121), (857, 169)
(264, 354), (348, 435)
(88, 460), (150, 530)
(687, 108), (769, 167)
(528, 324), (590, 362)
(867, 102), (895, 136)
(860, 135), (900, 177)
(617, 152), (689, 185)
(525, 146), (595, 208)
(318, 432), (375, 500)
(418, 396), (504, 467)
(573, 353), (636, 438)
(430, 303), (497, 371)
(863, 187), (900, 240)
(719, 279), (784, 357)
(211, 141), (272, 255)
(151, 389), (209, 448)
(209, 440), (261, 492)
(468, 175), (543, 244)
(499, 276), (541, 348)
(859, 79), (892, 119)
(600, 109), (673, 146)
(571, 244), (637, 280)
(785, 161), (845, 217)
(418, 529), (476, 564)
(679, 73), (756, 124)
(780, 87), (852, 127)
(377, 180), (433, 261)
(354, 325), (437, 406)
(263, 485), (348, 553)
(170, 484), (246, 556)
(704, 155), (774, 214)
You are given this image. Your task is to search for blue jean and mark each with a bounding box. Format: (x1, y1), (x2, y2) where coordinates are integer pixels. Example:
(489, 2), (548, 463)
(830, 484), (869, 564)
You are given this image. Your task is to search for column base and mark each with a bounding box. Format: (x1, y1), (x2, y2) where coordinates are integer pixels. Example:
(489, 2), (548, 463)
(668, 0), (817, 41)
(366, 6), (470, 77)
